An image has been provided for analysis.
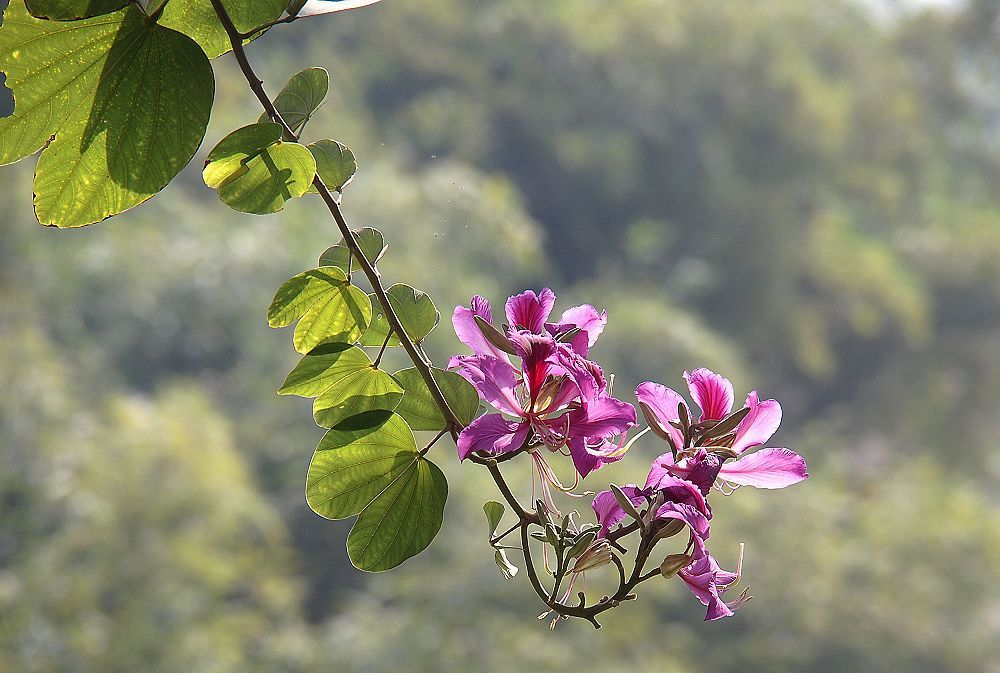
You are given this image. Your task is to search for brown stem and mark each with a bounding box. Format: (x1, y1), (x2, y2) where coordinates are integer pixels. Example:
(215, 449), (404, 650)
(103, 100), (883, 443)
(209, 0), (463, 442)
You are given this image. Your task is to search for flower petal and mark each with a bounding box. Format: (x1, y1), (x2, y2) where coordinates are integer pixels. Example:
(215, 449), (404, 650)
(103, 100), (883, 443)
(592, 484), (647, 537)
(505, 288), (556, 333)
(546, 304), (607, 355)
(655, 501), (710, 540)
(717, 448), (809, 489)
(452, 355), (523, 417)
(456, 414), (530, 460)
(683, 368), (734, 421)
(452, 297), (510, 360)
(731, 391), (782, 454)
(509, 331), (558, 402)
(567, 394), (637, 440)
(635, 382), (687, 450)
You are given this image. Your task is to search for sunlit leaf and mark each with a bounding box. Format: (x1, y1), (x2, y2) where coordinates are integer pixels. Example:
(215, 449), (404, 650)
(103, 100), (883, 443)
(392, 367), (480, 431)
(0, 1), (214, 227)
(306, 410), (448, 572)
(203, 122), (316, 214)
(279, 342), (403, 427)
(268, 266), (372, 353)
(158, 0), (286, 59)
(24, 0), (126, 20)
(258, 67), (329, 135)
(359, 284), (438, 347)
(306, 139), (356, 193)
(318, 227), (385, 270)
(483, 501), (504, 538)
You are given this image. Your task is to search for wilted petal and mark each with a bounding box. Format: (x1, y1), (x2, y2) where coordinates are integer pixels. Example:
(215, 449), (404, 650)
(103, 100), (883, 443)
(717, 448), (809, 489)
(731, 391), (782, 454)
(453, 355), (523, 417)
(592, 485), (647, 537)
(635, 382), (687, 449)
(457, 414), (530, 460)
(505, 288), (556, 333)
(452, 297), (510, 360)
(683, 368), (734, 421)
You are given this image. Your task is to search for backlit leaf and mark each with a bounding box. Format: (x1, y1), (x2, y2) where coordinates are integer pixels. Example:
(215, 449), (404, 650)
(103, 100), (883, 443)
(318, 227), (385, 270)
(259, 67), (329, 135)
(268, 266), (372, 353)
(0, 1), (214, 227)
(392, 367), (480, 431)
(25, 0), (126, 20)
(158, 0), (286, 59)
(306, 139), (356, 193)
(358, 283), (438, 347)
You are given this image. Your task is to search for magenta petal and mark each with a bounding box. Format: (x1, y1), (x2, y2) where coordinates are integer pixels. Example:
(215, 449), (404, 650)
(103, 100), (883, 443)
(683, 368), (734, 421)
(505, 288), (556, 333)
(717, 448), (809, 489)
(453, 355), (523, 417)
(635, 382), (687, 450)
(732, 391), (782, 454)
(592, 485), (647, 536)
(567, 395), (637, 439)
(452, 303), (509, 360)
(654, 501), (710, 540)
(644, 451), (675, 490)
(546, 304), (607, 355)
(456, 414), (530, 460)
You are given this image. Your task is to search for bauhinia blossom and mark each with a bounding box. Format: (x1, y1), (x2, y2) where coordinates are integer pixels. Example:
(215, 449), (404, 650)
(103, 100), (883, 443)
(450, 289), (635, 479)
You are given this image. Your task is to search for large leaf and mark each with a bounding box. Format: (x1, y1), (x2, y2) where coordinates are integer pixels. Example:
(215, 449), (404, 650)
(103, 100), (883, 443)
(347, 455), (447, 572)
(259, 67), (329, 135)
(0, 1), (214, 227)
(268, 266), (372, 353)
(203, 122), (316, 214)
(158, 0), (286, 59)
(392, 367), (480, 431)
(278, 342), (403, 428)
(359, 284), (439, 347)
(288, 0), (383, 17)
(318, 227), (385, 270)
(25, 0), (126, 20)
(306, 410), (448, 572)
(306, 139), (356, 193)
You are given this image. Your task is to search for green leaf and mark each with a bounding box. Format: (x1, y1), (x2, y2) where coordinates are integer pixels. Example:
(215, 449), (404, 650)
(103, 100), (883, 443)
(318, 227), (385, 270)
(268, 267), (372, 353)
(203, 123), (316, 214)
(279, 342), (404, 427)
(0, 1), (214, 227)
(306, 410), (448, 572)
(158, 0), (286, 59)
(259, 67), (329, 135)
(306, 411), (417, 520)
(483, 501), (505, 538)
(358, 284), (439, 347)
(347, 452), (447, 572)
(392, 367), (480, 431)
(24, 0), (126, 20)
(306, 139), (356, 194)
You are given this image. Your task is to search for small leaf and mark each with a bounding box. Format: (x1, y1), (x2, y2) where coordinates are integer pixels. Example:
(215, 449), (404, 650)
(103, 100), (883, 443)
(25, 0), (126, 20)
(392, 367), (480, 431)
(306, 139), (357, 193)
(483, 501), (505, 538)
(494, 549), (518, 579)
(268, 267), (372, 353)
(158, 0), (287, 59)
(289, 0), (383, 18)
(359, 284), (438, 346)
(259, 67), (329, 135)
(318, 227), (386, 269)
(313, 367), (403, 428)
(0, 1), (214, 227)
(203, 123), (316, 214)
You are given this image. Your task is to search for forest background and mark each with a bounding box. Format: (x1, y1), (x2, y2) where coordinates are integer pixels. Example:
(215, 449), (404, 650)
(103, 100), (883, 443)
(1, 0), (998, 671)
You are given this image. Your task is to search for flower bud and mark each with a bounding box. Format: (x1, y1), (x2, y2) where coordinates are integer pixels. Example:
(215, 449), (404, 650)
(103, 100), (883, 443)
(573, 539), (613, 573)
(659, 553), (692, 578)
(653, 518), (686, 540)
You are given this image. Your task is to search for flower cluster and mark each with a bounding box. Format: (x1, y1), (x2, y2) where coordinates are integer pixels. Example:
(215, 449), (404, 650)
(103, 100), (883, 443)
(451, 289), (808, 624)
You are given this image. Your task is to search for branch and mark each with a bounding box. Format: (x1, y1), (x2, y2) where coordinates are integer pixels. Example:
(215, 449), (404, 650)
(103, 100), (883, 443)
(209, 0), (464, 441)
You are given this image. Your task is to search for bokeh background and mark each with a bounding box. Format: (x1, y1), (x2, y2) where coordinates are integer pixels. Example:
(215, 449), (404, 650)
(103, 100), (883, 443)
(2, 0), (999, 671)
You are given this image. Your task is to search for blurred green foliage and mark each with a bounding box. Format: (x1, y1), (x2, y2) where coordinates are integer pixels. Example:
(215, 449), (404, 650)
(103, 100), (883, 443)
(1, 0), (998, 671)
